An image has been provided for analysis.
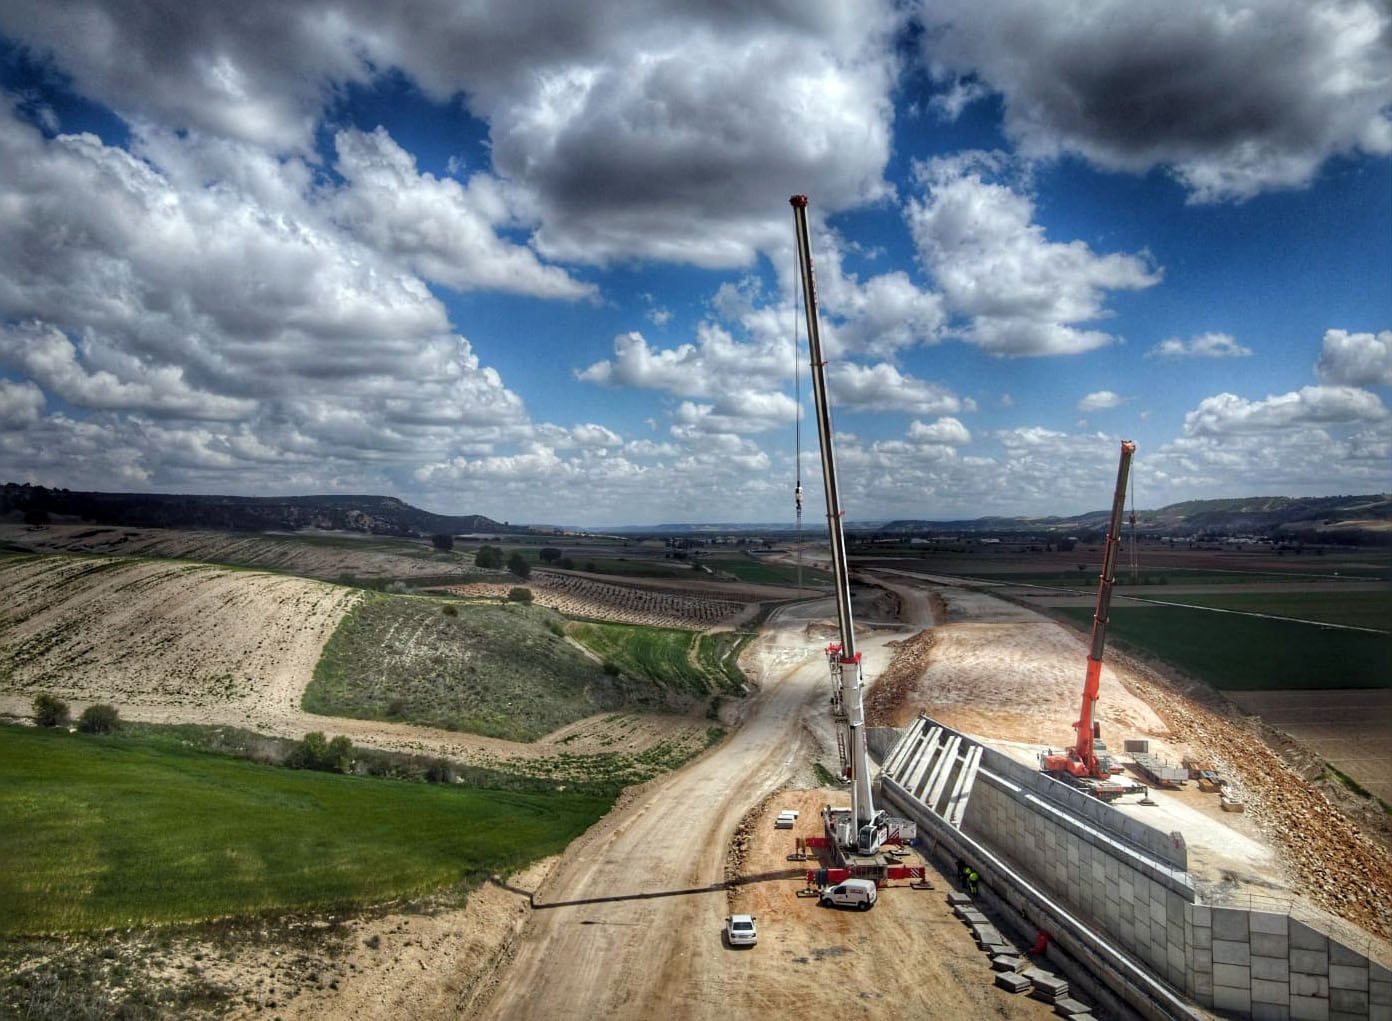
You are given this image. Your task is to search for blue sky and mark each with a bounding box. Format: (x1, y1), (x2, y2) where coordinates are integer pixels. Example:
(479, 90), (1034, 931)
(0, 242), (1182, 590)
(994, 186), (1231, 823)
(0, 1), (1388, 527)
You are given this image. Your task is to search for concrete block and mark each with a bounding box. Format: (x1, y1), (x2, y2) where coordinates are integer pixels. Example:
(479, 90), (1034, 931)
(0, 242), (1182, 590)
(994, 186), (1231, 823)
(1329, 987), (1369, 1014)
(1146, 885), (1164, 918)
(1190, 903), (1212, 928)
(946, 892), (973, 906)
(1293, 948), (1330, 976)
(1251, 977), (1290, 1006)
(1193, 946), (1213, 975)
(1371, 1007), (1392, 1021)
(1373, 961), (1392, 985)
(1330, 940), (1366, 967)
(1252, 931), (1289, 958)
(1252, 955), (1290, 982)
(1291, 919), (1329, 952)
(1292, 973), (1330, 997)
(1330, 964), (1369, 991)
(1372, 978), (1392, 1006)
(1028, 971), (1070, 998)
(1192, 923), (1212, 949)
(1214, 939), (1252, 966)
(1289, 995), (1330, 1021)
(1252, 1005), (1289, 1021)
(1213, 983), (1252, 1014)
(1251, 910), (1288, 936)
(1192, 970), (1213, 998)
(991, 954), (1025, 972)
(1213, 907), (1250, 941)
(1052, 996), (1091, 1015)
(995, 972), (1031, 994)
(1214, 962), (1251, 989)
(1167, 919), (1184, 950)
(1162, 941), (1182, 978)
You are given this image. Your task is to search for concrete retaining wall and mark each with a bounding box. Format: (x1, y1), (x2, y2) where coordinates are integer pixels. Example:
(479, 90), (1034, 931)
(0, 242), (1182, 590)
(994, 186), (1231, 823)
(873, 717), (1391, 1020)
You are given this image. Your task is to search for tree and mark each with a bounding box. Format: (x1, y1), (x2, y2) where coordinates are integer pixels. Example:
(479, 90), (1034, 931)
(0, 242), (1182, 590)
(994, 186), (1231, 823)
(475, 544), (504, 569)
(78, 703), (121, 734)
(431, 533), (454, 551)
(539, 547), (562, 564)
(507, 586), (533, 603)
(287, 731), (353, 772)
(507, 552), (531, 579)
(32, 694), (69, 728)
(325, 735), (354, 773)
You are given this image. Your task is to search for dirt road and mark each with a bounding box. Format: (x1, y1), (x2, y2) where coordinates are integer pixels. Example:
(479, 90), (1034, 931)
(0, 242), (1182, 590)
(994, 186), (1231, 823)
(478, 615), (827, 1019)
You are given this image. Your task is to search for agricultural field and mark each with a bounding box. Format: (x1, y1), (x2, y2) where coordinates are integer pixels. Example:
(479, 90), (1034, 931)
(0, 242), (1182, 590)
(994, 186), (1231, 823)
(440, 570), (753, 628)
(1054, 604), (1390, 691)
(0, 522), (478, 584)
(0, 724), (611, 935)
(0, 553), (360, 709)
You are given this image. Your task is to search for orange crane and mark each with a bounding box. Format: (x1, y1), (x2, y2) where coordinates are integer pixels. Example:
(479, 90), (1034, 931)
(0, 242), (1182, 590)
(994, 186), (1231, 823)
(1040, 440), (1136, 796)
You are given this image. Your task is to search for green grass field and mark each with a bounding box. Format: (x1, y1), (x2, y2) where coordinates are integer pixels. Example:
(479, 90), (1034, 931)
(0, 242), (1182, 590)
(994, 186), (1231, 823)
(568, 622), (723, 699)
(1057, 606), (1392, 691)
(1130, 590), (1391, 631)
(0, 726), (611, 936)
(699, 555), (833, 587)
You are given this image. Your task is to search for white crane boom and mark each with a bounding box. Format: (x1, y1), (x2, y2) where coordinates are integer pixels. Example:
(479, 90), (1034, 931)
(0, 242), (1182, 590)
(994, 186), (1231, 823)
(790, 195), (882, 850)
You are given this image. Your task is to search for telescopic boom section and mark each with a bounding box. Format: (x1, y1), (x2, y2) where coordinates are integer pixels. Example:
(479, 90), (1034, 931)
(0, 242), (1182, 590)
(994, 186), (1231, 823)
(1050, 440), (1136, 779)
(790, 195), (876, 832)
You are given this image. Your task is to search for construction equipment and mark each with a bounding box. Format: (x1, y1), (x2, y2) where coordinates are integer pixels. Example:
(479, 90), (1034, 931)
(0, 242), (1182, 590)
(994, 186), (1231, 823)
(1040, 440), (1136, 799)
(790, 194), (888, 856)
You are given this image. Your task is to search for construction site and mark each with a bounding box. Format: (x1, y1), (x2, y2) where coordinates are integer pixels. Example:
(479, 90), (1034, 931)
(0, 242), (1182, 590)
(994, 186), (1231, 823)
(3, 197), (1388, 1021)
(683, 197), (1392, 1021)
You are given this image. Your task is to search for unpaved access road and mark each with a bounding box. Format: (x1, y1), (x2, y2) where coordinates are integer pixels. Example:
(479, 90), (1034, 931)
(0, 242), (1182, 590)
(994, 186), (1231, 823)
(476, 612), (1054, 1021)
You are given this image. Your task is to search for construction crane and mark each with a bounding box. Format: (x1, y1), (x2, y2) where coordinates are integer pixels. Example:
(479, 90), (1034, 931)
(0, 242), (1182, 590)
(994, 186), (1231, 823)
(790, 194), (888, 856)
(1040, 440), (1136, 798)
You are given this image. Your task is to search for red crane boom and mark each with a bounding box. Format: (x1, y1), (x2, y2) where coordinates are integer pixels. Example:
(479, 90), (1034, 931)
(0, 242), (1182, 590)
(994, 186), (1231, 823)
(1041, 440), (1136, 782)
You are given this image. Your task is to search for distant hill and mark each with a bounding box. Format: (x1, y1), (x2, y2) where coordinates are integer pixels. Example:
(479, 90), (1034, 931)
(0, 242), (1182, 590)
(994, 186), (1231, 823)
(0, 483), (520, 537)
(880, 493), (1392, 543)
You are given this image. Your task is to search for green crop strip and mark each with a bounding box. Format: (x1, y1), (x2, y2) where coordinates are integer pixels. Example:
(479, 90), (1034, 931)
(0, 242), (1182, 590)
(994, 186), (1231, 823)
(0, 725), (611, 936)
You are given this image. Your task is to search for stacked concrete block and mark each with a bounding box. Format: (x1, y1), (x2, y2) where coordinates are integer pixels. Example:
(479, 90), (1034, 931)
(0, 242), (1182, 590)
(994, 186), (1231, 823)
(1248, 911), (1291, 1019)
(1186, 904), (1214, 1003)
(1025, 967), (1070, 1005)
(996, 972), (1032, 993)
(1371, 960), (1391, 1021)
(1211, 907), (1254, 1015)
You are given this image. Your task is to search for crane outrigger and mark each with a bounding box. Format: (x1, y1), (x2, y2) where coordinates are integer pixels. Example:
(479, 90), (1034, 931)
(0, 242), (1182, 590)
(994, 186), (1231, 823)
(790, 195), (889, 856)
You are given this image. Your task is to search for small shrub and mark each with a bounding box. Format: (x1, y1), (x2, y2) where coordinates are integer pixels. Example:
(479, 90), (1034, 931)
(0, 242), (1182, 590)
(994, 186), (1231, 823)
(77, 704), (121, 734)
(32, 694), (70, 728)
(441, 603), (458, 617)
(286, 731), (352, 772)
(507, 587), (533, 603)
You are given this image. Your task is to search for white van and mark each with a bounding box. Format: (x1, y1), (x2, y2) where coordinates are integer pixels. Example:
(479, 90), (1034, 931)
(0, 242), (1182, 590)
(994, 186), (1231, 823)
(819, 877), (877, 911)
